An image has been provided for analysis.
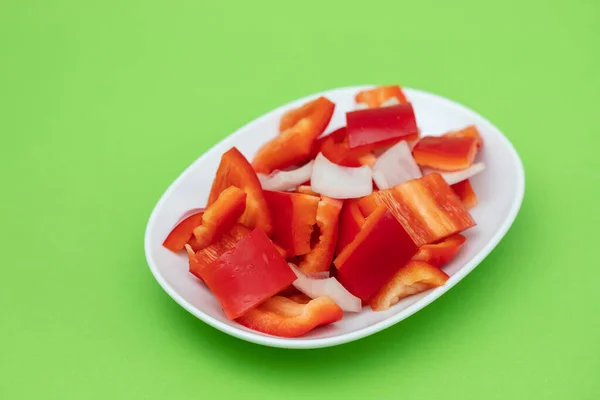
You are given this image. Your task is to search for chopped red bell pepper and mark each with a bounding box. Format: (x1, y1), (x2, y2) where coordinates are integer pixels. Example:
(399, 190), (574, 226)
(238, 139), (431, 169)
(188, 224), (251, 280)
(356, 173), (475, 246)
(346, 103), (418, 149)
(336, 199), (366, 255)
(264, 191), (320, 257)
(162, 211), (204, 252)
(370, 260), (449, 311)
(444, 125), (483, 148)
(253, 97), (335, 173)
(412, 136), (479, 171)
(287, 293), (312, 304)
(208, 147), (273, 235)
(297, 196), (343, 273)
(334, 205), (419, 301)
(199, 228), (297, 320)
(193, 186), (247, 249)
(279, 96), (335, 134)
(451, 179), (478, 209)
(236, 295), (343, 337)
(296, 185), (318, 196)
(413, 234), (466, 268)
(312, 127), (374, 167)
(355, 85), (408, 108)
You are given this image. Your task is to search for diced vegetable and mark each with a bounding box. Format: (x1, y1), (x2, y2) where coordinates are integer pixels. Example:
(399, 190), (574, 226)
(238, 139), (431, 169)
(311, 153), (373, 199)
(280, 96), (335, 134)
(451, 179), (478, 209)
(413, 234), (466, 268)
(444, 125), (483, 147)
(315, 127), (374, 167)
(296, 185), (318, 195)
(289, 264), (361, 312)
(356, 173), (475, 246)
(336, 200), (365, 255)
(370, 260), (449, 311)
(193, 186), (246, 249)
(355, 85), (408, 109)
(162, 210), (204, 252)
(264, 190), (320, 257)
(257, 161), (314, 192)
(346, 103), (418, 149)
(422, 162), (485, 186)
(198, 228), (297, 320)
(296, 196), (343, 273)
(188, 224), (251, 280)
(372, 141), (422, 189)
(236, 295), (344, 337)
(253, 97), (335, 173)
(412, 136), (479, 171)
(334, 206), (420, 301)
(208, 147), (273, 235)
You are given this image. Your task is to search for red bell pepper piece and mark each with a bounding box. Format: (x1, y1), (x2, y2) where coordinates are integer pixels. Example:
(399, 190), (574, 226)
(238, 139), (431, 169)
(162, 211), (204, 252)
(356, 173), (475, 246)
(296, 185), (318, 196)
(336, 199), (366, 255)
(188, 224), (251, 280)
(208, 147), (273, 235)
(253, 97), (334, 173)
(370, 260), (449, 311)
(193, 186), (246, 249)
(264, 191), (320, 257)
(355, 85), (408, 108)
(451, 179), (478, 209)
(287, 293), (312, 304)
(413, 234), (466, 268)
(334, 205), (420, 301)
(412, 136), (479, 171)
(310, 127), (372, 167)
(444, 125), (483, 148)
(199, 228), (297, 320)
(297, 196), (343, 273)
(279, 96), (335, 134)
(236, 295), (343, 337)
(346, 103), (418, 149)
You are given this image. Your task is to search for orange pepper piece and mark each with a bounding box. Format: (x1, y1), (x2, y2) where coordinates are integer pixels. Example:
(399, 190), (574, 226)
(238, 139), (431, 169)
(162, 211), (204, 252)
(413, 234), (466, 268)
(355, 85), (408, 108)
(451, 179), (478, 209)
(412, 136), (479, 171)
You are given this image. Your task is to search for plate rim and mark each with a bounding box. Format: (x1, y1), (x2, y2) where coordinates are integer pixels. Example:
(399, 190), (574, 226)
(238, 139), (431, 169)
(144, 85), (526, 349)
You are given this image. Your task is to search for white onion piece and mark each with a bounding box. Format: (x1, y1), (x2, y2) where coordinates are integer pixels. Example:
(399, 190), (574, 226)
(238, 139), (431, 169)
(257, 161), (314, 192)
(288, 264), (361, 312)
(422, 162), (485, 186)
(372, 141), (422, 189)
(380, 97), (401, 107)
(310, 153), (373, 199)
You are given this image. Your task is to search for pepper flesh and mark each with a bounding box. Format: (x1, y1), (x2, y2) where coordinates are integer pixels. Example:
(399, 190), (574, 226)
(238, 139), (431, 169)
(188, 224), (251, 281)
(199, 229), (297, 320)
(193, 186), (246, 249)
(346, 103), (418, 149)
(356, 173), (475, 246)
(253, 97), (335, 173)
(451, 179), (478, 209)
(370, 260), (449, 311)
(336, 200), (366, 255)
(162, 211), (204, 252)
(297, 196), (343, 273)
(236, 295), (343, 337)
(313, 127), (375, 167)
(208, 147), (273, 235)
(355, 85), (408, 108)
(412, 136), (479, 171)
(413, 234), (466, 268)
(264, 191), (320, 257)
(334, 205), (419, 301)
(444, 125), (483, 148)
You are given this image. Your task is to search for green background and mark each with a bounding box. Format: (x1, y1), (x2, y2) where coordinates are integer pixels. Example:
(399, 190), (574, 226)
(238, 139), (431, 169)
(1, 0), (598, 398)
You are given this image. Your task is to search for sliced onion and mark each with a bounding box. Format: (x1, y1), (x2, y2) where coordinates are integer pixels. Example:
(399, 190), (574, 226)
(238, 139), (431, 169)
(372, 141), (422, 189)
(288, 264), (361, 312)
(257, 161), (314, 191)
(310, 153), (373, 199)
(422, 162), (485, 185)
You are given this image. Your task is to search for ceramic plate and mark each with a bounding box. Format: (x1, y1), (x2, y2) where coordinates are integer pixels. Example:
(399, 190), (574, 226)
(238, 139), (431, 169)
(144, 85), (525, 349)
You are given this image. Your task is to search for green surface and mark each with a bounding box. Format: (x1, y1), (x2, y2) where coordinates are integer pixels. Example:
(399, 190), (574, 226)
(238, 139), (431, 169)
(1, 0), (598, 398)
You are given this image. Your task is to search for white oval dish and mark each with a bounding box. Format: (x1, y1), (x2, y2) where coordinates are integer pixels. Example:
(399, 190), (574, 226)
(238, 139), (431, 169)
(144, 86), (525, 349)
